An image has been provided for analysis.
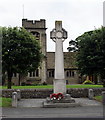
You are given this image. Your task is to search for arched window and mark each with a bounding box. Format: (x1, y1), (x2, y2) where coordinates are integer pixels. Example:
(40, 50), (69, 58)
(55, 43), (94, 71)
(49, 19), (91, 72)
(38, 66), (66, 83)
(31, 31), (40, 40)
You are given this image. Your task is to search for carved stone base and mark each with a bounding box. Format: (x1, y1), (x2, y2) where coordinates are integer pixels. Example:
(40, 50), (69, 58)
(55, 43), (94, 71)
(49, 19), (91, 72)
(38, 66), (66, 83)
(43, 94), (81, 108)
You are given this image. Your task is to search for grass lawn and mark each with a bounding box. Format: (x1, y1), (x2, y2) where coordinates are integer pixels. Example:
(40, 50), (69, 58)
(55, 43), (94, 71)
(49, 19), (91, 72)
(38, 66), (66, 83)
(0, 97), (12, 107)
(67, 84), (103, 88)
(0, 84), (103, 89)
(94, 96), (102, 102)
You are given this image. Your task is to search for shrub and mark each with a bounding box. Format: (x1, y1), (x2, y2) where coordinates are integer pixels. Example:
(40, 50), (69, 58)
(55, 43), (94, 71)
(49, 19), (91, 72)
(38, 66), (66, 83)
(83, 79), (93, 84)
(43, 82), (47, 85)
(21, 82), (26, 86)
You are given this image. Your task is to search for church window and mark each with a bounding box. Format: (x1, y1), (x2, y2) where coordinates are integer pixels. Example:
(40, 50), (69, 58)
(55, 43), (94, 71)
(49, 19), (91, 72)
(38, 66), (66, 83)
(52, 71), (54, 77)
(69, 71), (71, 77)
(66, 71), (69, 77)
(66, 70), (75, 77)
(49, 72), (51, 77)
(33, 72), (35, 77)
(36, 69), (39, 77)
(13, 73), (17, 77)
(29, 72), (32, 77)
(29, 69), (39, 77)
(48, 70), (54, 77)
(31, 31), (40, 40)
(72, 71), (74, 77)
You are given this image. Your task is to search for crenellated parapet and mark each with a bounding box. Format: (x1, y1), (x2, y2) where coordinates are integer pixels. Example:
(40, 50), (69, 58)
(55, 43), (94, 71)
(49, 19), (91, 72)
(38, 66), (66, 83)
(22, 19), (46, 29)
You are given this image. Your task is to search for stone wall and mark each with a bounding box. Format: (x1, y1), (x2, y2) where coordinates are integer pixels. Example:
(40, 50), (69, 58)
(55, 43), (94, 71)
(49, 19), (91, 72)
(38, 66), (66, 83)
(1, 88), (104, 98)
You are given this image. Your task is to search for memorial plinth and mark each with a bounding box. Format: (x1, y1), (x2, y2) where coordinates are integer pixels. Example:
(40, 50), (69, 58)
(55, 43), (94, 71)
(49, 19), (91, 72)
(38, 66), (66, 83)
(43, 94), (80, 108)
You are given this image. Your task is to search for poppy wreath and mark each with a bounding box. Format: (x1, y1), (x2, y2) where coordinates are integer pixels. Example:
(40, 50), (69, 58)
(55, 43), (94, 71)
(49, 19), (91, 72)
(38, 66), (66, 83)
(50, 93), (64, 100)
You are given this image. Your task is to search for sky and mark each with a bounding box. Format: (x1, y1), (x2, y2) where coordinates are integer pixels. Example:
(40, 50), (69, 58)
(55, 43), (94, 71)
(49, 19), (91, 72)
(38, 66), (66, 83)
(0, 0), (104, 52)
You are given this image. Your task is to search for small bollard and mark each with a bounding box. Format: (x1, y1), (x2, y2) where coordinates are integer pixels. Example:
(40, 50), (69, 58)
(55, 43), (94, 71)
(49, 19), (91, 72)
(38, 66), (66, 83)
(12, 92), (17, 107)
(102, 91), (105, 120)
(88, 89), (94, 100)
(102, 91), (105, 105)
(17, 89), (21, 101)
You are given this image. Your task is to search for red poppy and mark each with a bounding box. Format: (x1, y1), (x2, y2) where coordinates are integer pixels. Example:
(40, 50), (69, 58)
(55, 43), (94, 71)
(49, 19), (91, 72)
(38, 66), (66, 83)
(50, 93), (64, 100)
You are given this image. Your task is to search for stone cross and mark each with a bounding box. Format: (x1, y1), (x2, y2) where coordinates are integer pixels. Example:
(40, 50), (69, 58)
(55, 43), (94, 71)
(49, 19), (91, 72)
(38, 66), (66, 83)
(50, 21), (67, 94)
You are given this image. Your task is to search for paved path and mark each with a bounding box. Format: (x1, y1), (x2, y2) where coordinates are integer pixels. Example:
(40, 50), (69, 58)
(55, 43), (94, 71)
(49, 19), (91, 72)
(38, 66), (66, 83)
(17, 99), (45, 107)
(17, 98), (102, 107)
(1, 98), (104, 118)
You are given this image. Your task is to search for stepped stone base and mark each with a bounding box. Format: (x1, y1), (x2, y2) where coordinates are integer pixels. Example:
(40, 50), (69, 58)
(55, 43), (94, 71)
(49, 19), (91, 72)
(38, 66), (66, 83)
(43, 102), (81, 108)
(42, 94), (81, 108)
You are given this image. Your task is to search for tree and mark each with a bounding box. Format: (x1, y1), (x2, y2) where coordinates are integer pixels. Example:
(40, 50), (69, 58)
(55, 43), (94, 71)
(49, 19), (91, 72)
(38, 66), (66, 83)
(2, 27), (42, 89)
(67, 40), (78, 52)
(73, 26), (105, 86)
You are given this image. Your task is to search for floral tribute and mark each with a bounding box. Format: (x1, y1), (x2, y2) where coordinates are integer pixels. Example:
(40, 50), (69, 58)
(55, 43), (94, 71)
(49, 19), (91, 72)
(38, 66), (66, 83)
(50, 93), (64, 100)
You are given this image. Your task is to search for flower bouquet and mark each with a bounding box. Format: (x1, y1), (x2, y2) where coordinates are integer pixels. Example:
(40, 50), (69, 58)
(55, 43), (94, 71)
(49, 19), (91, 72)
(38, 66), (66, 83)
(50, 93), (64, 100)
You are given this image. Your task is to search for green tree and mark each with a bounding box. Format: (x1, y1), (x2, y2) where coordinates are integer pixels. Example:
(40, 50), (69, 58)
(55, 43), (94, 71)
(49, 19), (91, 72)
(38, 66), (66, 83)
(74, 26), (105, 86)
(2, 27), (42, 89)
(67, 39), (78, 52)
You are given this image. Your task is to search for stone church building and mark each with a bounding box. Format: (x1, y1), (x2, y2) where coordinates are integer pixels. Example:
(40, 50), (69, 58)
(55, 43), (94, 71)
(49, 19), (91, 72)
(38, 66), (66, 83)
(12, 19), (80, 85)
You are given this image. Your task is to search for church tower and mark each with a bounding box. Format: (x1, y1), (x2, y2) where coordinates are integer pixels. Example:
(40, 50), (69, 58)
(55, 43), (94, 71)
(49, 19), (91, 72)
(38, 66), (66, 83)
(22, 19), (47, 83)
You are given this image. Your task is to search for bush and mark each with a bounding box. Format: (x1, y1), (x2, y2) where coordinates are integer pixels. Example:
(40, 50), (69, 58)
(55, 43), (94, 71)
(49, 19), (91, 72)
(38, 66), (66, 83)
(83, 80), (93, 84)
(21, 82), (26, 86)
(31, 84), (38, 86)
(42, 82), (47, 85)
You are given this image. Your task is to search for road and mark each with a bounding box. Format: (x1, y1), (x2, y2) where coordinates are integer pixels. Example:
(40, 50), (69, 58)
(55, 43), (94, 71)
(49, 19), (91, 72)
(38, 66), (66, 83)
(2, 106), (103, 118)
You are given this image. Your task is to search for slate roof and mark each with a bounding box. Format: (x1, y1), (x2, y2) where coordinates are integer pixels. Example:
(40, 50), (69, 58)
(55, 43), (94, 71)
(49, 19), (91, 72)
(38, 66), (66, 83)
(46, 52), (77, 69)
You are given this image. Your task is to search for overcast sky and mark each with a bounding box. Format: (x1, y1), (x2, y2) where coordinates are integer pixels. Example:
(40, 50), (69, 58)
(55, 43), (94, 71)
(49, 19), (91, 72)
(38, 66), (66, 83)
(0, 0), (104, 51)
